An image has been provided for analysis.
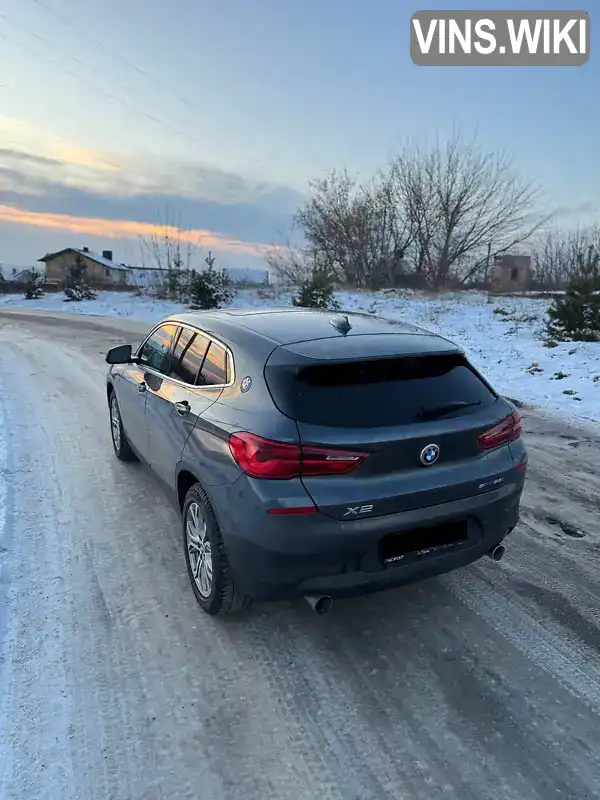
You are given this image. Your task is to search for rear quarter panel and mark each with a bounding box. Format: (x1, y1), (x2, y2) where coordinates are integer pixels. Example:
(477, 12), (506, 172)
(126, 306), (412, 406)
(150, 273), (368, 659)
(180, 333), (299, 487)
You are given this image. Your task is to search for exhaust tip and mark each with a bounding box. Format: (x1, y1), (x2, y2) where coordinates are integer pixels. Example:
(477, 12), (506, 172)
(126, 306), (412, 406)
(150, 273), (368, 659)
(488, 545), (505, 562)
(304, 595), (333, 615)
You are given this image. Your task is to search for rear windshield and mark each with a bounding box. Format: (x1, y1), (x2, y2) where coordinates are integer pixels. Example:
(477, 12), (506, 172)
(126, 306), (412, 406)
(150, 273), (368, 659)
(265, 354), (496, 428)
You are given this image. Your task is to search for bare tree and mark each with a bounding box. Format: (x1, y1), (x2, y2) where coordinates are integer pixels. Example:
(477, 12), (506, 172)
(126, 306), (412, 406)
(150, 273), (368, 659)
(532, 224), (600, 289)
(266, 240), (326, 288)
(139, 207), (201, 300)
(270, 132), (549, 292)
(269, 168), (415, 290)
(531, 227), (571, 289)
(390, 150), (437, 279)
(391, 132), (547, 287)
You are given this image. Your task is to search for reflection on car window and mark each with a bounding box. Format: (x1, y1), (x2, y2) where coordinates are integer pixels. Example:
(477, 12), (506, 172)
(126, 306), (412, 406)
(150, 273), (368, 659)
(168, 328), (210, 385)
(198, 341), (228, 386)
(138, 324), (177, 373)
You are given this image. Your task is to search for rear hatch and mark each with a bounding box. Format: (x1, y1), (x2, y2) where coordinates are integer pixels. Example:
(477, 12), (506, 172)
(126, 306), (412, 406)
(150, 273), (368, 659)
(264, 335), (518, 520)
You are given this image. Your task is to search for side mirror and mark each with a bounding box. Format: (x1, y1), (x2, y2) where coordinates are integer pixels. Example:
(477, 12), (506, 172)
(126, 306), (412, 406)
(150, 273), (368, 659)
(106, 344), (134, 364)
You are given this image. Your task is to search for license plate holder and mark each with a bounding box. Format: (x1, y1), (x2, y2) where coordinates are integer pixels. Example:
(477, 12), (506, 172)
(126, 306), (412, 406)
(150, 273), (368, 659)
(381, 518), (468, 565)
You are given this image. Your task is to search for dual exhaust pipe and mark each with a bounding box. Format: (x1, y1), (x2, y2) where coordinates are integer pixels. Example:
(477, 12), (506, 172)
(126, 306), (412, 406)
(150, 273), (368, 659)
(304, 545), (505, 615)
(488, 544), (505, 562)
(304, 594), (333, 615)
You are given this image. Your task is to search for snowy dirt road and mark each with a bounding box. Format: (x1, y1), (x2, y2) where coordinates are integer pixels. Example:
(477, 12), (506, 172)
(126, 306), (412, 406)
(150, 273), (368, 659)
(0, 309), (599, 800)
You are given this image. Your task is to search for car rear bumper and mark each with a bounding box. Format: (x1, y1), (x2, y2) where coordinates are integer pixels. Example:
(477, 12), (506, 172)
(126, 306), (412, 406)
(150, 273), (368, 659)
(212, 477), (524, 601)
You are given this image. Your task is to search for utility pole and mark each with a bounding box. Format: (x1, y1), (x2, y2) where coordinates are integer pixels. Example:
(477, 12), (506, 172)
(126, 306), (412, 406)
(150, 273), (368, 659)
(485, 241), (492, 288)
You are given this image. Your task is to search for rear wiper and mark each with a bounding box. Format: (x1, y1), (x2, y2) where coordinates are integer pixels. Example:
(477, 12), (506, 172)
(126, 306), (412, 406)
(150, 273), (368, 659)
(418, 400), (481, 421)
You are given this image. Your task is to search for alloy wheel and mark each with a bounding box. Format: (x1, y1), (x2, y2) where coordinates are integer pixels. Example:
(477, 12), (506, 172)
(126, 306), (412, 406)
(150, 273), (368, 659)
(110, 396), (121, 451)
(186, 501), (213, 598)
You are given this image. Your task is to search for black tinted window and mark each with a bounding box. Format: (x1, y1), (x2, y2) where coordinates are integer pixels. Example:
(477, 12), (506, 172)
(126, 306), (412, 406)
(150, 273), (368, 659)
(138, 324), (177, 373)
(168, 328), (210, 385)
(198, 341), (228, 386)
(265, 354), (496, 428)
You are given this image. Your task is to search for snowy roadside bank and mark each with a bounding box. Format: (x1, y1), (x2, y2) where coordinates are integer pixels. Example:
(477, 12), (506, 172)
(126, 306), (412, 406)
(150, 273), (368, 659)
(1, 288), (598, 428)
(0, 390), (7, 553)
(0, 385), (11, 777)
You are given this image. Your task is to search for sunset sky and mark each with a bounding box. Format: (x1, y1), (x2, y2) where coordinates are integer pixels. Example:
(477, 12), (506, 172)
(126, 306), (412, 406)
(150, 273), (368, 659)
(1, 0), (598, 271)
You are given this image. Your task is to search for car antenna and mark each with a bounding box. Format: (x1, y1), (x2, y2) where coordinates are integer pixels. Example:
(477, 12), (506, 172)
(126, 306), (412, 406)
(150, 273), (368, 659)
(329, 314), (352, 336)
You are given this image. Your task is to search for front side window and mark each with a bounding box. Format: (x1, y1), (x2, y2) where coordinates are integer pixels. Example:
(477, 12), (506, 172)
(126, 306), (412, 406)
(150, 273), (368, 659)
(138, 324), (178, 373)
(168, 327), (211, 385)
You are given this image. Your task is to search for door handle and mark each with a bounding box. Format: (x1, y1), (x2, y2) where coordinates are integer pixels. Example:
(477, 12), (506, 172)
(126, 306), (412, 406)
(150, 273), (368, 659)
(138, 381), (147, 393)
(174, 400), (191, 416)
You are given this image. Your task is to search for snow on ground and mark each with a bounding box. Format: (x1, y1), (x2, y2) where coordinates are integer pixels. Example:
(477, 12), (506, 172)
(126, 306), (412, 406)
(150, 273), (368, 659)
(0, 375), (9, 686)
(0, 386), (6, 543)
(1, 287), (598, 427)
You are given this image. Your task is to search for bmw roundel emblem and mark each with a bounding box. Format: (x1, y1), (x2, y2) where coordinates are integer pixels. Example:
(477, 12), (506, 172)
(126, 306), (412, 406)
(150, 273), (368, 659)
(420, 443), (440, 466)
(240, 376), (252, 393)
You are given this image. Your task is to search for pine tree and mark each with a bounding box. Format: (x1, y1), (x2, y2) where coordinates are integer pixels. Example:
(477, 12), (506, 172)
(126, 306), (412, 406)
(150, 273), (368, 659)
(23, 268), (45, 299)
(292, 269), (340, 310)
(64, 255), (97, 301)
(188, 251), (234, 310)
(165, 254), (186, 301)
(546, 277), (600, 342)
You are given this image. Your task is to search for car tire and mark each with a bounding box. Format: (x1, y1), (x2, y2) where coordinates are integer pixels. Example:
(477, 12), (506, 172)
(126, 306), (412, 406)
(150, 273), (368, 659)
(108, 390), (137, 462)
(183, 482), (251, 616)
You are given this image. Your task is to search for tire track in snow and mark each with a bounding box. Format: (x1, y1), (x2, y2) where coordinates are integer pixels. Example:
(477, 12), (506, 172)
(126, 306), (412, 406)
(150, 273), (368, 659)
(446, 565), (600, 713)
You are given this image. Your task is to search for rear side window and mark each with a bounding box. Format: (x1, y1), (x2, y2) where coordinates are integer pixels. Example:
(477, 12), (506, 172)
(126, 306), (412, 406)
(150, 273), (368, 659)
(265, 354), (496, 428)
(138, 324), (178, 373)
(168, 327), (210, 385)
(198, 341), (228, 386)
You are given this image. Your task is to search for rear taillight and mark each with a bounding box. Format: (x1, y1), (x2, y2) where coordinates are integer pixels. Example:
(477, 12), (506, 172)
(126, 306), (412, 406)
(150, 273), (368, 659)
(228, 433), (299, 479)
(478, 411), (523, 450)
(228, 432), (368, 479)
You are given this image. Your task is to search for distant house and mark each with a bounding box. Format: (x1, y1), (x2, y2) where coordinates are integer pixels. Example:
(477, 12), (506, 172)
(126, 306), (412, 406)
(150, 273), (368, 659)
(125, 264), (270, 288)
(124, 266), (171, 290)
(490, 254), (533, 294)
(38, 247), (129, 287)
(0, 264), (31, 281)
(13, 268), (37, 282)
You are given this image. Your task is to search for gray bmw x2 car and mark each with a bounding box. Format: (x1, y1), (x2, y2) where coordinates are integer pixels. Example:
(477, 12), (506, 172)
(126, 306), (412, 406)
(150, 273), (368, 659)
(106, 308), (527, 616)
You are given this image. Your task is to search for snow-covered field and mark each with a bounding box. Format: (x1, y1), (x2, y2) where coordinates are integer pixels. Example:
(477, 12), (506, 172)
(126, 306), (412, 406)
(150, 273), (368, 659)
(0, 378), (8, 675)
(1, 287), (598, 427)
(0, 382), (6, 536)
